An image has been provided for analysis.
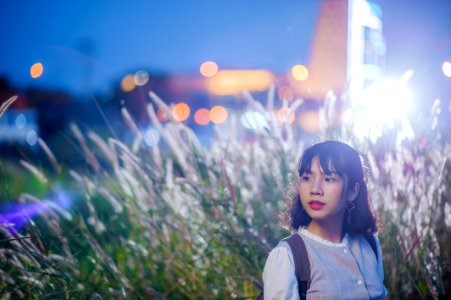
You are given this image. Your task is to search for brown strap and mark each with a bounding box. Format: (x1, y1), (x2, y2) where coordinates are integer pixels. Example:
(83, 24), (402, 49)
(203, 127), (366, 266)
(283, 234), (310, 300)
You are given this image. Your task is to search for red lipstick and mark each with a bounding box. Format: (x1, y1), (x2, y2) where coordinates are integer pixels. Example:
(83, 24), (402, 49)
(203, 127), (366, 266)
(308, 200), (325, 210)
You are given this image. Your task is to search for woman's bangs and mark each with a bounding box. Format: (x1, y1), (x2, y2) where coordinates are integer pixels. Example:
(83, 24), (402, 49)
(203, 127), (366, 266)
(298, 148), (339, 176)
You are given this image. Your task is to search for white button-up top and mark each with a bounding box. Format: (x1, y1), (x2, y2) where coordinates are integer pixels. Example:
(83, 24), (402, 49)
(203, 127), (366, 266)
(263, 228), (387, 300)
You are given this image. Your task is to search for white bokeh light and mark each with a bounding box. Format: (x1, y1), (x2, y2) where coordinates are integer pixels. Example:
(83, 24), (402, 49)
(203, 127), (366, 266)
(240, 111), (269, 132)
(442, 61), (451, 78)
(144, 127), (160, 147)
(134, 70), (149, 86)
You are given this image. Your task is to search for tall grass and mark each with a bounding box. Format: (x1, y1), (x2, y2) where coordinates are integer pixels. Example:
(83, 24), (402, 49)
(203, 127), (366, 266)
(0, 89), (449, 299)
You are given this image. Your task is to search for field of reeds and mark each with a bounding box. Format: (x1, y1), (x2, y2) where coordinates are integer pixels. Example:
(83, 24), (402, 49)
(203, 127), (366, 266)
(0, 90), (449, 299)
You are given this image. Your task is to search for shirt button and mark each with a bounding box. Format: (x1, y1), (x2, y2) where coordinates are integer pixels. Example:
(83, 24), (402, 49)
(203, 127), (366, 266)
(357, 280), (363, 285)
(343, 249), (348, 254)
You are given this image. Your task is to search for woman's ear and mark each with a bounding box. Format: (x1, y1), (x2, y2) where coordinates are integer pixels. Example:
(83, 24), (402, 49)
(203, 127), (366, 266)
(347, 183), (360, 202)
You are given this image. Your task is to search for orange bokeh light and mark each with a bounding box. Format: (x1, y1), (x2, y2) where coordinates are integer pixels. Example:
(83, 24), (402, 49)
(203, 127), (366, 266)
(172, 102), (190, 122)
(200, 61), (219, 77)
(206, 70), (274, 95)
(194, 108), (210, 126)
(298, 110), (319, 133)
(277, 108), (295, 124)
(121, 74), (136, 92)
(30, 62), (44, 78)
(209, 105), (228, 124)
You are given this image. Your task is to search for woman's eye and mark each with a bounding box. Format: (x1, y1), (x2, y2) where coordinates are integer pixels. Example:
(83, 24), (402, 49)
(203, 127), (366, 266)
(301, 176), (310, 181)
(325, 177), (335, 182)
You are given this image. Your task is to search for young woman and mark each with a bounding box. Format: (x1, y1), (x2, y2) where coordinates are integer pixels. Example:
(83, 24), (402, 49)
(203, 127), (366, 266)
(263, 140), (387, 299)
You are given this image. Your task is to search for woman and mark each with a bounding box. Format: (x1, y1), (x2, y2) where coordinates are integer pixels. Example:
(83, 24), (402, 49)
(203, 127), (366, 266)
(263, 140), (387, 299)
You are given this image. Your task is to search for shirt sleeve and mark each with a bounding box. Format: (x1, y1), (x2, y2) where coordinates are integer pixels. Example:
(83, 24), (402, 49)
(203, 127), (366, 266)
(262, 242), (300, 300)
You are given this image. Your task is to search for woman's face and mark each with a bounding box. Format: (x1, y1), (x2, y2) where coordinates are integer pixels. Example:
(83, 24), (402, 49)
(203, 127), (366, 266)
(299, 157), (347, 225)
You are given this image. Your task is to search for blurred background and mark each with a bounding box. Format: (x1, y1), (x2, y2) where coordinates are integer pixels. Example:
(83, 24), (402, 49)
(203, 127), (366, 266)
(0, 0), (450, 299)
(0, 0), (449, 155)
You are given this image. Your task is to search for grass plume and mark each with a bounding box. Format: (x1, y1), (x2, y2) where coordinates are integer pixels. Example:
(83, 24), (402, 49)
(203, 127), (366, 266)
(0, 87), (449, 299)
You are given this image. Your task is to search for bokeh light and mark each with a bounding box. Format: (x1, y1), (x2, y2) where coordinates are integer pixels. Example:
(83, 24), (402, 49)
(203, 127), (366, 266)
(200, 61), (219, 77)
(278, 86), (294, 102)
(172, 102), (190, 121)
(240, 111), (269, 132)
(15, 114), (27, 129)
(30, 62), (44, 78)
(26, 130), (38, 146)
(157, 108), (170, 122)
(207, 70), (274, 95)
(291, 64), (309, 81)
(144, 127), (160, 147)
(442, 61), (451, 77)
(194, 108), (210, 126)
(121, 74), (136, 92)
(298, 110), (319, 133)
(277, 108), (295, 124)
(209, 106), (228, 124)
(53, 189), (73, 210)
(134, 70), (149, 86)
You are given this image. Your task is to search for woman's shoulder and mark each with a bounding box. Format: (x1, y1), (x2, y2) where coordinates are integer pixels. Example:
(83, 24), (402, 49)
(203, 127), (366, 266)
(271, 239), (292, 256)
(347, 232), (382, 257)
(348, 232), (381, 244)
(264, 239), (295, 266)
(263, 239), (300, 298)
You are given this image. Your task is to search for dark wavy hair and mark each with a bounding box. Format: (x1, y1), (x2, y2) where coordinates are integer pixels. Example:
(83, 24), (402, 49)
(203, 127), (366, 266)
(286, 140), (378, 235)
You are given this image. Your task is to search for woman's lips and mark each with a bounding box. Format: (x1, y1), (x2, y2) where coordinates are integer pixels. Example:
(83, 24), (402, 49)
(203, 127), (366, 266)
(308, 200), (325, 210)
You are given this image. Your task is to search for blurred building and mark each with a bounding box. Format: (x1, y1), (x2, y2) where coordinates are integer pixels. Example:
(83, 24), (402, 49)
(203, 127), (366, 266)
(116, 0), (385, 135)
(292, 0), (385, 101)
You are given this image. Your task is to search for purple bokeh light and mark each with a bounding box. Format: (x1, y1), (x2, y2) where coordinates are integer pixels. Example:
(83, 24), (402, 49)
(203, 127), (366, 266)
(0, 189), (73, 232)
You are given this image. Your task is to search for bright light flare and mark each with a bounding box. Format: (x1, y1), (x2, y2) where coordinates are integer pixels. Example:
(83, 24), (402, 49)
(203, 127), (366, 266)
(200, 61), (219, 77)
(362, 80), (412, 121)
(352, 78), (413, 142)
(442, 61), (451, 77)
(30, 62), (44, 78)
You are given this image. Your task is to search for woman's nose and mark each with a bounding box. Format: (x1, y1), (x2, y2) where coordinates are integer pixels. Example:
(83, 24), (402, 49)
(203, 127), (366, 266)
(310, 178), (323, 195)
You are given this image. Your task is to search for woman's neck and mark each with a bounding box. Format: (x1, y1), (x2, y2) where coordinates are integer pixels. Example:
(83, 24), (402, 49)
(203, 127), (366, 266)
(306, 220), (344, 243)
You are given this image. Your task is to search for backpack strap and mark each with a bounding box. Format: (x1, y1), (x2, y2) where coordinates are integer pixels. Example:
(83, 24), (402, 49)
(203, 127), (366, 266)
(283, 234), (310, 300)
(363, 233), (378, 260)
